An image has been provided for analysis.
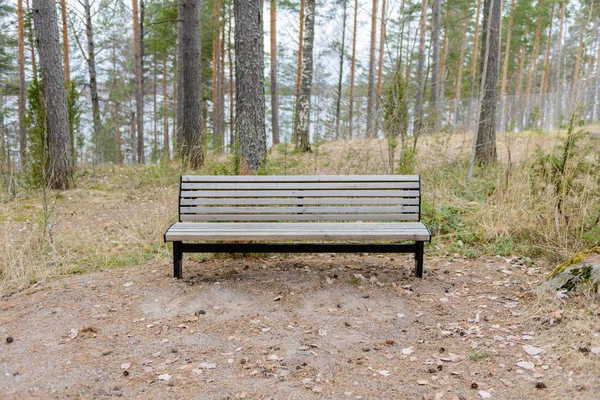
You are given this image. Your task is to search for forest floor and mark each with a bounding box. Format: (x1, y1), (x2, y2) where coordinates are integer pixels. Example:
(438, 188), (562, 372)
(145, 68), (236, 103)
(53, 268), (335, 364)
(1, 253), (600, 399)
(1, 132), (599, 399)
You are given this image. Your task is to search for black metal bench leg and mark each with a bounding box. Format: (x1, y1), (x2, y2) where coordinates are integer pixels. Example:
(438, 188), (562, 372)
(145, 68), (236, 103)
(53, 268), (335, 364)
(415, 241), (424, 278)
(173, 241), (183, 279)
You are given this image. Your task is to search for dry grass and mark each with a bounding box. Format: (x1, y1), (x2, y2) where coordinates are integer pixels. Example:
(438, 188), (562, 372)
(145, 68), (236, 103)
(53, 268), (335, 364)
(1, 131), (598, 291)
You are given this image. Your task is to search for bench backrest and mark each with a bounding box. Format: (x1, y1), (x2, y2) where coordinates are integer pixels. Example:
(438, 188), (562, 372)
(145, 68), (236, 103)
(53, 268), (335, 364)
(178, 175), (422, 222)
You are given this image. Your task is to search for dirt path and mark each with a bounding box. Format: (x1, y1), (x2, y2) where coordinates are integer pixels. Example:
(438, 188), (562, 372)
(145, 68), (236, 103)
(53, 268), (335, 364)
(1, 254), (599, 399)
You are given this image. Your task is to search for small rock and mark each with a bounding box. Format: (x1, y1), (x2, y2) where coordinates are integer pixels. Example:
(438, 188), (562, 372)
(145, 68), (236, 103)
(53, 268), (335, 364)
(198, 362), (216, 369)
(158, 373), (171, 381)
(123, 282), (133, 287)
(535, 382), (547, 389)
(378, 370), (390, 376)
(267, 354), (280, 361)
(479, 391), (492, 398)
(471, 382), (478, 389)
(523, 345), (543, 356)
(516, 361), (535, 370)
(417, 379), (428, 385)
(195, 310), (206, 315)
(591, 347), (600, 356)
(120, 363), (131, 370)
(362, 346), (371, 352)
(6, 337), (13, 344)
(402, 347), (414, 355)
(318, 329), (327, 337)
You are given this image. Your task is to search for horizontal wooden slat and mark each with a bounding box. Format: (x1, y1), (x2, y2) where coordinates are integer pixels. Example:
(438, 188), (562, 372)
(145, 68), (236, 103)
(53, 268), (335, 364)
(180, 206), (419, 214)
(179, 213), (419, 221)
(165, 222), (431, 241)
(180, 197), (420, 206)
(182, 175), (420, 182)
(180, 190), (420, 198)
(181, 182), (419, 190)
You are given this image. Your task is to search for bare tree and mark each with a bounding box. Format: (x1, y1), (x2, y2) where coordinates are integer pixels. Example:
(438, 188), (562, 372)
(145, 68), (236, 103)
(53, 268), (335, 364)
(132, 0), (144, 163)
(18, 0), (27, 168)
(413, 0), (428, 138)
(32, 0), (73, 189)
(270, 0), (279, 145)
(366, 0), (378, 138)
(430, 0), (441, 131)
(294, 0), (316, 152)
(347, 0), (358, 140)
(234, 0), (266, 170)
(181, 0), (204, 168)
(473, 0), (499, 165)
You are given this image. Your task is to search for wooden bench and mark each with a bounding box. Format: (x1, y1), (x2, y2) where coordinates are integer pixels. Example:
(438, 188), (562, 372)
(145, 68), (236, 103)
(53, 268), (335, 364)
(164, 175), (431, 279)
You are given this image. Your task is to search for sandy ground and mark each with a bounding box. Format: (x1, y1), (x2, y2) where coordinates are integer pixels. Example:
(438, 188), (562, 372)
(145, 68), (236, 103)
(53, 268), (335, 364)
(1, 253), (599, 399)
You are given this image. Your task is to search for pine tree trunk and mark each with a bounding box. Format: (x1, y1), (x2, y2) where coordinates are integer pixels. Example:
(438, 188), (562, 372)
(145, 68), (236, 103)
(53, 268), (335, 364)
(115, 101), (122, 164)
(467, 0), (482, 129)
(18, 0), (27, 168)
(294, 0), (315, 152)
(234, 0), (266, 170)
(438, 9), (449, 128)
(430, 0), (441, 132)
(513, 41), (526, 130)
(375, 0), (386, 137)
(499, 0), (514, 131)
(522, 0), (544, 128)
(32, 0), (73, 189)
(553, 0), (565, 125)
(60, 0), (69, 85)
(413, 0), (428, 138)
(212, 0), (224, 154)
(334, 0), (348, 141)
(162, 54), (169, 161)
(228, 0), (235, 151)
(25, 0), (38, 77)
(153, 66), (158, 157)
(540, 2), (555, 129)
(570, 3), (594, 114)
(453, 26), (467, 131)
(474, 0), (499, 164)
(84, 0), (101, 169)
(270, 0), (279, 145)
(347, 0), (358, 140)
(292, 0), (305, 144)
(130, 111), (136, 163)
(366, 0), (378, 138)
(181, 0), (204, 169)
(176, 0), (184, 156)
(132, 0), (144, 163)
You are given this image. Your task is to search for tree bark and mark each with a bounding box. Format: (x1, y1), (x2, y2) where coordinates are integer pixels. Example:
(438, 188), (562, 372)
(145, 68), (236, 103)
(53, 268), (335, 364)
(60, 0), (70, 85)
(366, 0), (378, 138)
(334, 0), (348, 141)
(413, 0), (428, 137)
(84, 0), (102, 170)
(430, 0), (441, 132)
(32, 0), (73, 189)
(467, 0), (482, 128)
(132, 0), (144, 163)
(474, 0), (499, 164)
(176, 0), (184, 156)
(499, 0), (514, 131)
(375, 0), (386, 137)
(181, 0), (204, 169)
(540, 2), (555, 128)
(228, 0), (234, 151)
(294, 0), (315, 152)
(270, 0), (279, 145)
(18, 0), (27, 168)
(162, 54), (169, 161)
(570, 3), (594, 113)
(212, 0), (224, 153)
(115, 100), (122, 164)
(25, 0), (38, 77)
(453, 26), (467, 131)
(130, 111), (136, 163)
(347, 0), (358, 140)
(522, 0), (544, 127)
(553, 0), (565, 122)
(234, 0), (266, 170)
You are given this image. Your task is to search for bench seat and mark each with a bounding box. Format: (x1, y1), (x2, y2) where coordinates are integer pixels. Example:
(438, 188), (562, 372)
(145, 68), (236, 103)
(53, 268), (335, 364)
(164, 222), (431, 242)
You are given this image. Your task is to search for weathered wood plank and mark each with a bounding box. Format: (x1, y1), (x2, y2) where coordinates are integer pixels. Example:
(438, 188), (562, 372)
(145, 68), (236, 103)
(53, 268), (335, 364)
(179, 213), (420, 221)
(181, 182), (420, 190)
(180, 206), (419, 214)
(180, 197), (420, 206)
(180, 190), (421, 198)
(182, 175), (420, 182)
